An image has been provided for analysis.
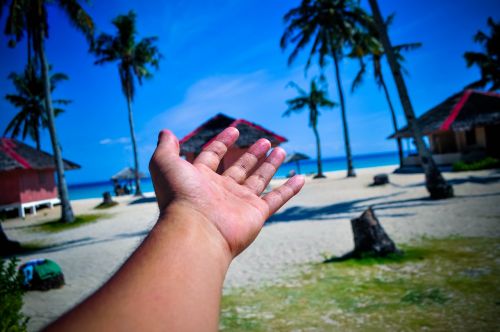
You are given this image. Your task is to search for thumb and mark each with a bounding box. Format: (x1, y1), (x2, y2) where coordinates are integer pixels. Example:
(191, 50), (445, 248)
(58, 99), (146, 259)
(156, 129), (180, 157)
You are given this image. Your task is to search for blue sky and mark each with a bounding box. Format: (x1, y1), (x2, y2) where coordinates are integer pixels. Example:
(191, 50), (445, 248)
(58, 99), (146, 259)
(0, 0), (499, 183)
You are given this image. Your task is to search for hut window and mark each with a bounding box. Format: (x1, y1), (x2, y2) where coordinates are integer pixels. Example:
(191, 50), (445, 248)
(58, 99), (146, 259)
(465, 129), (476, 146)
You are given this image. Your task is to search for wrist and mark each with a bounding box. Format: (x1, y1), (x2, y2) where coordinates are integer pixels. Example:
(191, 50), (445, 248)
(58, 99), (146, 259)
(157, 201), (233, 271)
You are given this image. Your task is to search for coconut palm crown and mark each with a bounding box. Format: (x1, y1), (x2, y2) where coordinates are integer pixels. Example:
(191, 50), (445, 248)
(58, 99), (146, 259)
(464, 17), (500, 91)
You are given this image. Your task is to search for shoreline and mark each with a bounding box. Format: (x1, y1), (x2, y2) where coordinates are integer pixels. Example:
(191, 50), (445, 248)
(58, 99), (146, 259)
(67, 164), (401, 202)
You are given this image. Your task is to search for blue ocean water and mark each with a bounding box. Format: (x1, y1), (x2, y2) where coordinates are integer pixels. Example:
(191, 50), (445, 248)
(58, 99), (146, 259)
(68, 151), (399, 200)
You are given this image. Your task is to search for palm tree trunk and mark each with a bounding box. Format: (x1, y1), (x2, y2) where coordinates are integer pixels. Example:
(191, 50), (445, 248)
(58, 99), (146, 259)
(379, 74), (404, 168)
(126, 96), (142, 196)
(35, 129), (41, 151)
(37, 32), (75, 222)
(332, 52), (356, 177)
(312, 124), (325, 178)
(368, 0), (453, 199)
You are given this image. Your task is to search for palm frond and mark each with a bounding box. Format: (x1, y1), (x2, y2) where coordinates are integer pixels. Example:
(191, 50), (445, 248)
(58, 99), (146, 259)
(351, 58), (366, 92)
(56, 0), (95, 45)
(286, 81), (307, 96)
(393, 42), (422, 53)
(464, 51), (489, 67)
(4, 0), (26, 44)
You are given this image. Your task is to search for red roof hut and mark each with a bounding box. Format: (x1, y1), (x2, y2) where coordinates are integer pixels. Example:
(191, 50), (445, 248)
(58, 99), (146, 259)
(0, 138), (80, 218)
(180, 113), (287, 172)
(391, 90), (500, 167)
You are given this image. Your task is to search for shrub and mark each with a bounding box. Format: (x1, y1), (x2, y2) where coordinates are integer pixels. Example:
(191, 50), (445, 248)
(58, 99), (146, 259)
(0, 258), (29, 332)
(452, 157), (500, 172)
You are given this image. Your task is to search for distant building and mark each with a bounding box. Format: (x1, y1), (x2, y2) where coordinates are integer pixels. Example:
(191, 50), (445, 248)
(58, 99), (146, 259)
(391, 90), (500, 167)
(180, 113), (287, 172)
(0, 138), (80, 218)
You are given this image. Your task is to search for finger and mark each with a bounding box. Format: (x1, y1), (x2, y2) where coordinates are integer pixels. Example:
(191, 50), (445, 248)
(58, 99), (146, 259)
(193, 127), (239, 171)
(244, 147), (286, 195)
(222, 138), (271, 183)
(262, 175), (305, 216)
(155, 129), (180, 157)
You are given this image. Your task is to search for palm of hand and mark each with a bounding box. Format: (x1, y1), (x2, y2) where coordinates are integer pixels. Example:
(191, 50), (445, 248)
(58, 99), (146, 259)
(150, 128), (304, 257)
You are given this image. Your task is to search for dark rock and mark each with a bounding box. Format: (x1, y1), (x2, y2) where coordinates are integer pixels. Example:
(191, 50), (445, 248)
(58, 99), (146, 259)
(373, 173), (389, 185)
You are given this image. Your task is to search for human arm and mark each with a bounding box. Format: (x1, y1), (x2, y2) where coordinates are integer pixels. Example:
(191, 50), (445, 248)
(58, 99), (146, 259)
(45, 127), (304, 331)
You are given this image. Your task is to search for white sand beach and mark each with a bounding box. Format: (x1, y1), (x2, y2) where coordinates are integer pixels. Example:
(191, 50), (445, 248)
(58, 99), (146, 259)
(3, 165), (500, 331)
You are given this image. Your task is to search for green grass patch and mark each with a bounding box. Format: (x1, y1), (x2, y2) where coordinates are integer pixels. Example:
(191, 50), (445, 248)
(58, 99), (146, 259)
(94, 201), (119, 210)
(31, 214), (109, 233)
(220, 237), (500, 331)
(452, 157), (500, 172)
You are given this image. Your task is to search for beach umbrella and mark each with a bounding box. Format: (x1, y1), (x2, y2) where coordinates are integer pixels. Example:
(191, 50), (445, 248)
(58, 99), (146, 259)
(283, 152), (310, 174)
(111, 167), (147, 181)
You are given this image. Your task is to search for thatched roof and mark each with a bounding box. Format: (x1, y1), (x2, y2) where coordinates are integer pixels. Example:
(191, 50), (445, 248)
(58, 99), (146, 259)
(0, 138), (80, 172)
(111, 167), (147, 180)
(180, 113), (287, 154)
(391, 90), (500, 138)
(284, 152), (310, 164)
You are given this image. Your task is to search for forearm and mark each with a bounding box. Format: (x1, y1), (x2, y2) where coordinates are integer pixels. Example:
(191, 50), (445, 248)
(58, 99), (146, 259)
(46, 203), (232, 332)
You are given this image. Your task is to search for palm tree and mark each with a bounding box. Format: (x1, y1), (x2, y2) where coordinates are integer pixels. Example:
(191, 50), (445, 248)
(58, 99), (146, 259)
(367, 0), (453, 199)
(464, 17), (500, 91)
(284, 80), (336, 178)
(4, 63), (70, 150)
(93, 11), (161, 196)
(281, 0), (373, 178)
(1, 0), (95, 222)
(350, 16), (422, 168)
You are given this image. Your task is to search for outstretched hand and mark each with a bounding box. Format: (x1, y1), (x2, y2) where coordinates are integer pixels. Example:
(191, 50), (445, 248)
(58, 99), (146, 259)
(149, 127), (305, 257)
(46, 127), (304, 332)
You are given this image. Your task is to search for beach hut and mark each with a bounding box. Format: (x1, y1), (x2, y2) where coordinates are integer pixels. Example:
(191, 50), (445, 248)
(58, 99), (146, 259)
(111, 167), (146, 195)
(180, 113), (287, 172)
(284, 152), (310, 174)
(0, 138), (80, 218)
(390, 90), (500, 167)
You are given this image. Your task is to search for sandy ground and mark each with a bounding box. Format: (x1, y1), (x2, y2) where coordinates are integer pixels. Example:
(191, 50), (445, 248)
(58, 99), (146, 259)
(3, 165), (500, 331)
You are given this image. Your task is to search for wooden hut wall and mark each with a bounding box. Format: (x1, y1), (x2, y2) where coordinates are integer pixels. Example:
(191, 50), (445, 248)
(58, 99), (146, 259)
(19, 170), (57, 203)
(0, 171), (21, 205)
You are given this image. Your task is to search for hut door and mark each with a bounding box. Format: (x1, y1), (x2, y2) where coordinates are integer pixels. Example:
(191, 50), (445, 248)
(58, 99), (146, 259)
(485, 125), (500, 157)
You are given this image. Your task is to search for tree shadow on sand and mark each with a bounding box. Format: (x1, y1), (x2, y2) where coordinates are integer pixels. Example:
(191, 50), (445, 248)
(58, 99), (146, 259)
(267, 190), (500, 225)
(405, 174), (500, 188)
(129, 197), (157, 205)
(3, 229), (152, 258)
(267, 193), (421, 224)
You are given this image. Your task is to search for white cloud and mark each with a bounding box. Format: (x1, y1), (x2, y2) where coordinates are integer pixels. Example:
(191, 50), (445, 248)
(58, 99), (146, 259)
(99, 137), (130, 145)
(143, 69), (311, 138)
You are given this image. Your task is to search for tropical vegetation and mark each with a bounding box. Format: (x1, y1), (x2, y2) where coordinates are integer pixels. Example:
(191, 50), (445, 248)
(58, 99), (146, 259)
(284, 80), (336, 178)
(93, 10), (161, 196)
(0, 0), (95, 222)
(281, 0), (375, 178)
(452, 157), (500, 172)
(4, 64), (70, 151)
(464, 17), (500, 91)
